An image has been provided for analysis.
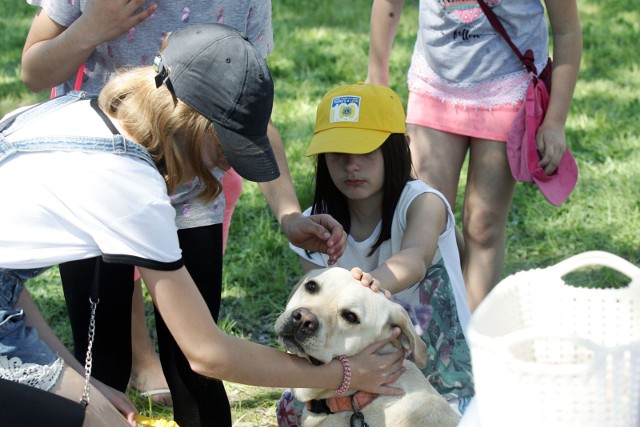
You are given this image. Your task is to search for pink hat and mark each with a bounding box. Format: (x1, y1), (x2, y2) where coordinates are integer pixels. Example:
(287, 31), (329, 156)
(507, 80), (578, 206)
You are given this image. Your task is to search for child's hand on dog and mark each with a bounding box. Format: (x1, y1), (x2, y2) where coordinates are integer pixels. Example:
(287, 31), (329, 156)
(349, 326), (407, 395)
(351, 267), (393, 299)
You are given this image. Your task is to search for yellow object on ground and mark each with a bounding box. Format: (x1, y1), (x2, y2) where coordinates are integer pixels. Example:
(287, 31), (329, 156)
(135, 414), (179, 427)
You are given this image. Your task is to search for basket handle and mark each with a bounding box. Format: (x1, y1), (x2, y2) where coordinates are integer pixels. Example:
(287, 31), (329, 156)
(501, 329), (601, 376)
(548, 251), (640, 286)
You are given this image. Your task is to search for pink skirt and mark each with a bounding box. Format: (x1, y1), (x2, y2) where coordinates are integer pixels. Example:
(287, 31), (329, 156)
(406, 90), (522, 143)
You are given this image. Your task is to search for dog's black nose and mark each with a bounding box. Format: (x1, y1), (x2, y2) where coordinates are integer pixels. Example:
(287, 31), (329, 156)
(291, 307), (318, 334)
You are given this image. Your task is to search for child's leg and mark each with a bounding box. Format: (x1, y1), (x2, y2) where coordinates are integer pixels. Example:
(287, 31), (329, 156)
(462, 138), (516, 310)
(60, 259), (134, 391)
(0, 377), (86, 427)
(155, 224), (230, 427)
(129, 276), (172, 406)
(407, 124), (469, 211)
(407, 124), (469, 270)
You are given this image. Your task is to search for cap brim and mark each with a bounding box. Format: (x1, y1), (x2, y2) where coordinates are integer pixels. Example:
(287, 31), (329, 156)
(215, 126), (280, 182)
(306, 127), (390, 156)
(532, 150), (579, 206)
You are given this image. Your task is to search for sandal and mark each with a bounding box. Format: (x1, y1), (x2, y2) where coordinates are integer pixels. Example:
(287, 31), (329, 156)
(129, 381), (173, 407)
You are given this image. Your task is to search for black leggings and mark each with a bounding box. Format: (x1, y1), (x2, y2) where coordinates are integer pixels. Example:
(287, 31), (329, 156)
(0, 378), (85, 427)
(59, 224), (231, 427)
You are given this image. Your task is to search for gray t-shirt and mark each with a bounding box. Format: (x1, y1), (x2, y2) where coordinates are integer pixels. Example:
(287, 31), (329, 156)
(32, 0), (273, 95)
(408, 0), (549, 109)
(416, 0), (548, 83)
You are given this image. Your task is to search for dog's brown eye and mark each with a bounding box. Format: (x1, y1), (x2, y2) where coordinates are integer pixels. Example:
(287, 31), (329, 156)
(341, 311), (359, 324)
(305, 280), (319, 293)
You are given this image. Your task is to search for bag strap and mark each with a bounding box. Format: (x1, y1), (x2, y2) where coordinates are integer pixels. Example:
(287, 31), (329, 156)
(51, 64), (85, 99)
(476, 0), (538, 75)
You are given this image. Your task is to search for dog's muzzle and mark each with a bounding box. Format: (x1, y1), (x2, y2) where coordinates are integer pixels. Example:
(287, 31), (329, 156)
(290, 307), (319, 335)
(276, 308), (324, 364)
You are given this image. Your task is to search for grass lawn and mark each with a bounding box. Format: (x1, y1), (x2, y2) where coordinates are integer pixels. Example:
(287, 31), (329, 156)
(2, 0), (639, 425)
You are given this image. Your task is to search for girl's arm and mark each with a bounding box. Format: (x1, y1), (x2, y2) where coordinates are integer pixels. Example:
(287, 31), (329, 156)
(21, 0), (156, 92)
(260, 122), (347, 264)
(366, 0), (404, 86)
(17, 288), (138, 423)
(537, 0), (582, 174)
(138, 266), (405, 394)
(367, 192), (447, 294)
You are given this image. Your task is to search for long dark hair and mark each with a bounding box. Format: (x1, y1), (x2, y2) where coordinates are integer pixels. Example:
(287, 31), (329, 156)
(310, 133), (414, 256)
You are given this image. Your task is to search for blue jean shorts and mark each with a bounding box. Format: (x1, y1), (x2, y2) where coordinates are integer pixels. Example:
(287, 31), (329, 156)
(0, 268), (63, 390)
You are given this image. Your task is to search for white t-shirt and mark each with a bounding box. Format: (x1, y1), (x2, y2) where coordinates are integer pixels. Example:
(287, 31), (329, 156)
(291, 180), (471, 332)
(25, 0), (274, 230)
(0, 100), (182, 270)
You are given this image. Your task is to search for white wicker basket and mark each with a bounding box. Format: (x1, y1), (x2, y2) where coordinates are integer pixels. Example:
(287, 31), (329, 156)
(467, 251), (640, 427)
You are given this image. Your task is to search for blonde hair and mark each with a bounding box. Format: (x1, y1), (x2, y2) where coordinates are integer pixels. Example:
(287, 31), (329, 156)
(98, 66), (221, 203)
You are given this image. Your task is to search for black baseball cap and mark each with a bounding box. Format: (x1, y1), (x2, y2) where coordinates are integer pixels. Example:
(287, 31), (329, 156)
(154, 23), (279, 182)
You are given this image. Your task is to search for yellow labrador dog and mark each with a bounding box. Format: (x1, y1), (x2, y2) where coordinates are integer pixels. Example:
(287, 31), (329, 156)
(275, 267), (460, 427)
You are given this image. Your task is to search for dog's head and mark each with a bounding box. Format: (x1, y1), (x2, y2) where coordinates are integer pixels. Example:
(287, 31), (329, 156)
(274, 267), (427, 369)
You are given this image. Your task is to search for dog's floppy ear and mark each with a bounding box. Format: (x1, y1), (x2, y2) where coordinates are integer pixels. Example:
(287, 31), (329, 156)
(388, 302), (428, 369)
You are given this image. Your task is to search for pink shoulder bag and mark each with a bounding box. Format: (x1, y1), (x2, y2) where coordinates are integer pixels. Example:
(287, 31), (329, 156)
(477, 0), (578, 206)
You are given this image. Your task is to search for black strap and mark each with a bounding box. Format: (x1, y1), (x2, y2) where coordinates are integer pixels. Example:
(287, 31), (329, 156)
(307, 399), (332, 415)
(476, 0), (538, 75)
(89, 98), (121, 136)
(90, 256), (101, 301)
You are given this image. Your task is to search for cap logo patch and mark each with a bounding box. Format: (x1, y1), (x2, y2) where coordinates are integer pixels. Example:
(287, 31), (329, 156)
(330, 95), (361, 123)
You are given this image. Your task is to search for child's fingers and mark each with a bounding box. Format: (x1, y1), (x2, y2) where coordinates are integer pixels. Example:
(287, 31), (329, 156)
(367, 326), (401, 351)
(381, 288), (392, 299)
(350, 268), (392, 299)
(350, 267), (364, 280)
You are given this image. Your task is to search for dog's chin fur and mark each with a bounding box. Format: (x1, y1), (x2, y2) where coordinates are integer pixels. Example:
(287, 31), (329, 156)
(290, 340), (405, 402)
(278, 337), (330, 366)
(287, 350), (335, 402)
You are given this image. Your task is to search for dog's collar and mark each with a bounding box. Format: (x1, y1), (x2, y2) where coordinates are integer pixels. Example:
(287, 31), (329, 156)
(306, 391), (379, 415)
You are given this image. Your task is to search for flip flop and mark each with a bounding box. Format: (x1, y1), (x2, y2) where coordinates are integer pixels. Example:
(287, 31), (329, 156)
(139, 388), (171, 398)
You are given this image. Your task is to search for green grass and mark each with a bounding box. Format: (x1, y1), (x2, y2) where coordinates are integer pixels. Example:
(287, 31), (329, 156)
(0, 2), (47, 112)
(4, 0), (640, 425)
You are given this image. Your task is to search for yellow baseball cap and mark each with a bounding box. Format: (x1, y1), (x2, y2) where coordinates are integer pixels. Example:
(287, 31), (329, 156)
(306, 82), (407, 156)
